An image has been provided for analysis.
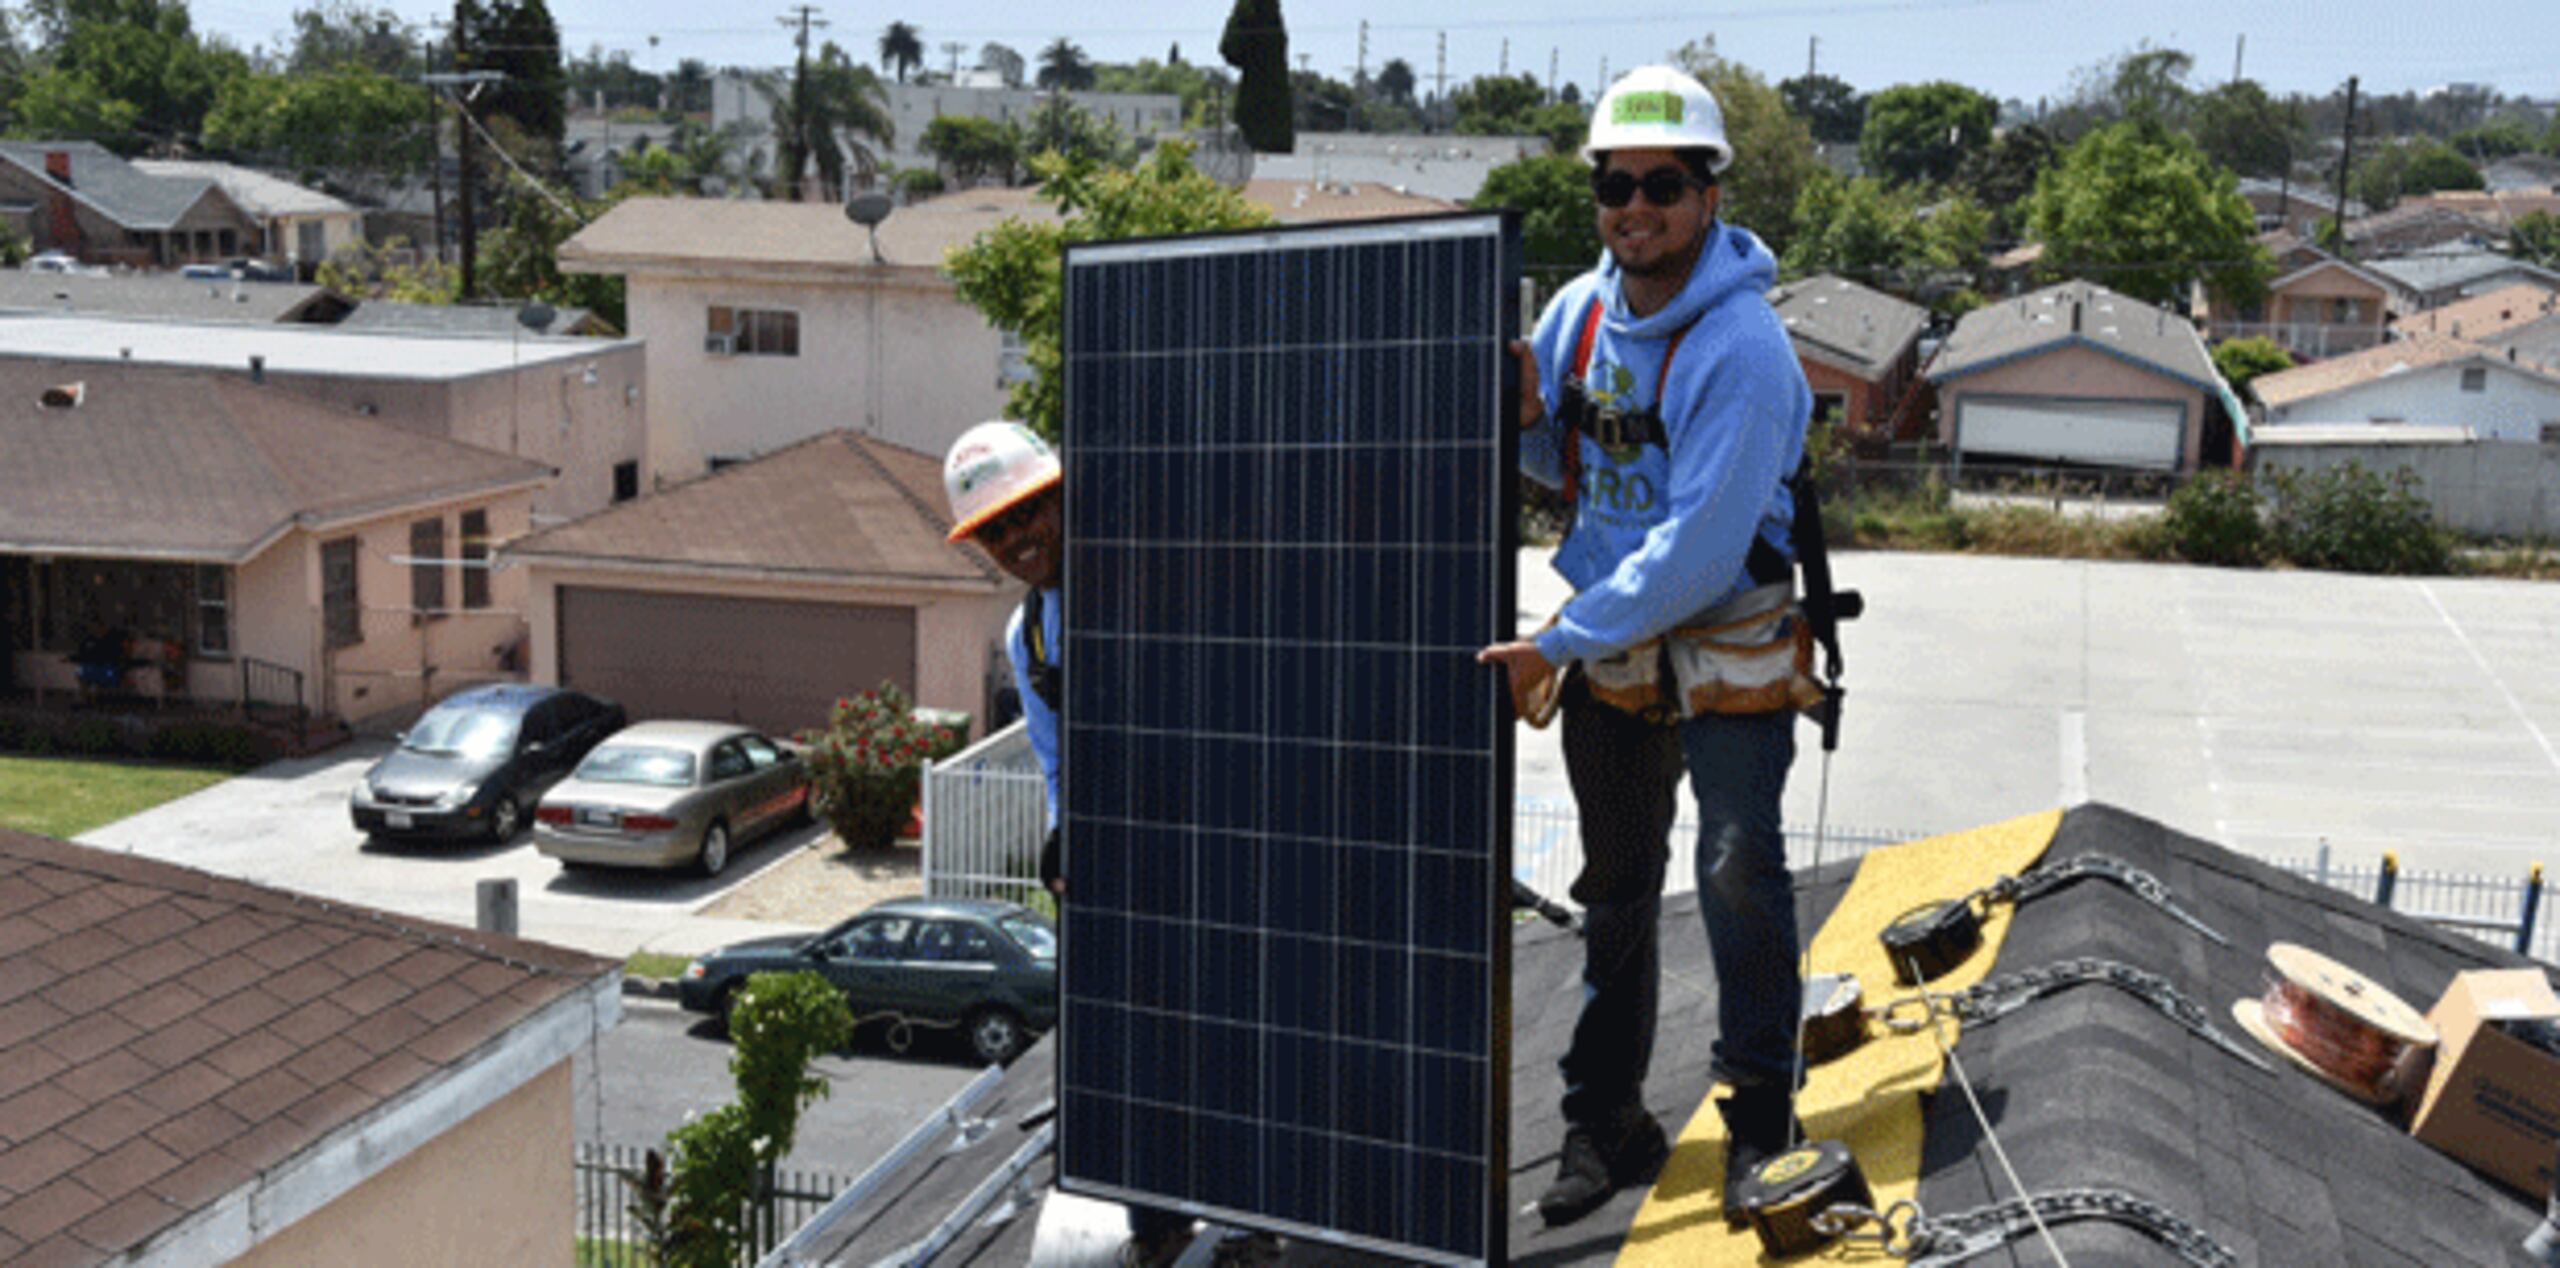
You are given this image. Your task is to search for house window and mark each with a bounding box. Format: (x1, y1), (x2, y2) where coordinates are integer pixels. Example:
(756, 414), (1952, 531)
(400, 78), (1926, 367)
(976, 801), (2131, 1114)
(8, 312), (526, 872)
(217, 229), (237, 256)
(460, 509), (491, 610)
(410, 518), (444, 622)
(707, 306), (800, 356)
(2461, 366), (2487, 393)
(613, 461), (640, 503)
(1811, 392), (1849, 428)
(195, 565), (231, 657)
(297, 220), (325, 262)
(323, 538), (360, 648)
(2542, 423), (2560, 446)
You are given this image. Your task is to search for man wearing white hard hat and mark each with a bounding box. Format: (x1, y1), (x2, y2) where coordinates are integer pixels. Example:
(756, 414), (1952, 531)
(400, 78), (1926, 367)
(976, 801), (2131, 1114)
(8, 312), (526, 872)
(1477, 65), (1815, 1226)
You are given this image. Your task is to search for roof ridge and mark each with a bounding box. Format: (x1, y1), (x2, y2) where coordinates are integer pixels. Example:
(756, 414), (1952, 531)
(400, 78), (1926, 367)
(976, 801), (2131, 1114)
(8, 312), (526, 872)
(842, 431), (1001, 583)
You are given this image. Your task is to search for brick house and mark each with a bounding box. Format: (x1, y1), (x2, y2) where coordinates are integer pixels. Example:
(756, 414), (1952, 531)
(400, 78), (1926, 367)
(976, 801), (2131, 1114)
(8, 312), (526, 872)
(1768, 275), (1931, 442)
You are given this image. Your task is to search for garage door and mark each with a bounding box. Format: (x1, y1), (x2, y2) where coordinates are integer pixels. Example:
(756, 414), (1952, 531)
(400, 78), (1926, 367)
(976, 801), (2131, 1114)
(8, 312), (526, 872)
(1957, 398), (2185, 470)
(557, 588), (915, 736)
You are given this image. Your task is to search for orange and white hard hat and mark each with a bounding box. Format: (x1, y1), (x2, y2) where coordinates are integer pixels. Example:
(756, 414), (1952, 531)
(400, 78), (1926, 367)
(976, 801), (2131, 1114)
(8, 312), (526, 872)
(942, 421), (1061, 543)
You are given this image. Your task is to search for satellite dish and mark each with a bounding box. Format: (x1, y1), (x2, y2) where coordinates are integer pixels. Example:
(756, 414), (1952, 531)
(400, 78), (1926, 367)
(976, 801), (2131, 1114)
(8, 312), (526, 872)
(517, 300), (556, 332)
(1186, 127), (1255, 190)
(845, 191), (896, 264)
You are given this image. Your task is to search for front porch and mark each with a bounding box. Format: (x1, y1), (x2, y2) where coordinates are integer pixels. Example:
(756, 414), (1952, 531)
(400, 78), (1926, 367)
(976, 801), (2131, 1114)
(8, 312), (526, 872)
(2, 554), (325, 738)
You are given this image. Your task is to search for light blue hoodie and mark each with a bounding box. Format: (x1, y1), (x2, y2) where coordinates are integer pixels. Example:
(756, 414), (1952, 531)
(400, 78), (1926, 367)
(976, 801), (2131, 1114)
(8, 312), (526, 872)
(1521, 220), (1812, 666)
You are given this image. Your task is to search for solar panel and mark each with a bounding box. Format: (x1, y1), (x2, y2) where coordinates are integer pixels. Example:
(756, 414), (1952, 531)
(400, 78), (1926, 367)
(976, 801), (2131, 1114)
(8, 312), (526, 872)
(1056, 213), (1520, 1264)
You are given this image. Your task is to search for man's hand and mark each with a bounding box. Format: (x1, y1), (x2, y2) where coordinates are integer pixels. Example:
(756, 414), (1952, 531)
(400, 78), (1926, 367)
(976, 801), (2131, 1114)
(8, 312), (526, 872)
(1477, 640), (1556, 699)
(1511, 339), (1543, 430)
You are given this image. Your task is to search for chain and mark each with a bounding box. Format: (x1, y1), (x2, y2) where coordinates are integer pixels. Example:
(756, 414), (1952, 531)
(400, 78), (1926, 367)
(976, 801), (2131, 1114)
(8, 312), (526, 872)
(1879, 957), (2273, 1073)
(1969, 853), (2231, 946)
(1819, 1190), (2236, 1268)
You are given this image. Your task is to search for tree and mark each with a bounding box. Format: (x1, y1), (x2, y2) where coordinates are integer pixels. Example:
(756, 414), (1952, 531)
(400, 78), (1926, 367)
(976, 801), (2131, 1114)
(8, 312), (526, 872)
(1375, 57), (1416, 108)
(2449, 119), (2534, 161)
(1035, 36), (1094, 92)
(763, 41), (894, 200)
(2189, 79), (2307, 179)
(878, 21), (922, 83)
(9, 69), (141, 147)
(1092, 58), (1232, 127)
(1671, 39), (1820, 256)
(1449, 73), (1545, 136)
(666, 58), (713, 114)
(1783, 170), (1988, 299)
(2509, 211), (2560, 268)
(2211, 336), (2293, 395)
(978, 42), (1024, 89)
(922, 113), (1019, 186)
(1290, 70), (1356, 134)
(2047, 45), (2193, 140)
(203, 65), (432, 196)
(948, 144), (1273, 437)
(1529, 101), (1589, 156)
(657, 973), (853, 1268)
(1954, 123), (2055, 236)
(1473, 153), (1600, 273)
(2356, 138), (2485, 210)
(1020, 95), (1133, 169)
(1219, 0), (1290, 153)
(1859, 80), (1996, 186)
(2025, 122), (2270, 309)
(1778, 73), (1864, 145)
(22, 0), (247, 152)
(564, 43), (660, 112)
(286, 2), (417, 76)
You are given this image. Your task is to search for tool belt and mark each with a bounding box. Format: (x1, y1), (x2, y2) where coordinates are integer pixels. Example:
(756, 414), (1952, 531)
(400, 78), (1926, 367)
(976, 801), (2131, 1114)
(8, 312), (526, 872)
(1516, 580), (1827, 728)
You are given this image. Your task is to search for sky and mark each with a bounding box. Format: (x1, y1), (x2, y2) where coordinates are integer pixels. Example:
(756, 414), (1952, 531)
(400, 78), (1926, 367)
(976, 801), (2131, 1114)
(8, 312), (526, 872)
(184, 0), (2554, 108)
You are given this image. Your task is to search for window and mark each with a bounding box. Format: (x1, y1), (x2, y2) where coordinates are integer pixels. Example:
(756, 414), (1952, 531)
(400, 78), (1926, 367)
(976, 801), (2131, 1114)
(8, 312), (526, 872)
(706, 306), (799, 356)
(459, 509), (490, 610)
(843, 917), (914, 961)
(195, 565), (231, 657)
(708, 740), (752, 781)
(2461, 366), (2488, 393)
(409, 517), (445, 621)
(2542, 422), (2560, 445)
(612, 461), (640, 503)
(322, 538), (360, 648)
(296, 220), (324, 262)
(740, 735), (782, 769)
(912, 920), (998, 964)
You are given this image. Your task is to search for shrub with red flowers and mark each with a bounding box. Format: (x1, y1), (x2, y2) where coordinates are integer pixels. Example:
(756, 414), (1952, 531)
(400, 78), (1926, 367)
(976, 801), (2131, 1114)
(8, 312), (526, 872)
(796, 681), (968, 850)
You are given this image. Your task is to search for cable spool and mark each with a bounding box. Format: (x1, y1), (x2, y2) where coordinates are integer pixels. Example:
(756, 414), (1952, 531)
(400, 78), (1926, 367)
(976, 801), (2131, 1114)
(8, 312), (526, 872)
(2230, 942), (2438, 1107)
(1730, 1139), (1873, 1258)
(1799, 973), (1865, 1065)
(1881, 897), (1981, 985)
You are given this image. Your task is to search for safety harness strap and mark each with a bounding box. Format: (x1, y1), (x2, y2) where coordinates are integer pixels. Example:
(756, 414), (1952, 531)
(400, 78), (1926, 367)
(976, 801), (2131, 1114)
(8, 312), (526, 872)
(1020, 588), (1061, 712)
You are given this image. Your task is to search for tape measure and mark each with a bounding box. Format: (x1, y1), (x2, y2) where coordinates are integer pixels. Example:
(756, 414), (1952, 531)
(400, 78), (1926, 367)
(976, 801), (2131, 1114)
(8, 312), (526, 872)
(1730, 1138), (1874, 1258)
(1800, 972), (1865, 1065)
(1881, 897), (1982, 985)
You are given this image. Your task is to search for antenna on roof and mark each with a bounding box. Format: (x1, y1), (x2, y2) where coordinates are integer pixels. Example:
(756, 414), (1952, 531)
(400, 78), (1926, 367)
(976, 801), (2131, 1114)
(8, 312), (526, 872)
(846, 191), (895, 265)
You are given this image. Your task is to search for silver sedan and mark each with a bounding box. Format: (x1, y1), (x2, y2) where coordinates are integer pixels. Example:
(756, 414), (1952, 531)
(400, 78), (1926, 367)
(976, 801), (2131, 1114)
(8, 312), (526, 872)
(533, 721), (810, 877)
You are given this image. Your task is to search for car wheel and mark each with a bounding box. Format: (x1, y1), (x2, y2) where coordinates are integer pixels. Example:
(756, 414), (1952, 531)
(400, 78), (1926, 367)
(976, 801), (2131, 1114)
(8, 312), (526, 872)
(712, 982), (739, 1033)
(698, 821), (730, 878)
(965, 1006), (1027, 1065)
(488, 796), (522, 843)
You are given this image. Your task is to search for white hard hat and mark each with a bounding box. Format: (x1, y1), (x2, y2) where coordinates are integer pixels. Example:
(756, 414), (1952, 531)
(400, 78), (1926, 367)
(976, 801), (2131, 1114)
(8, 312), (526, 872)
(1581, 66), (1732, 174)
(942, 421), (1061, 543)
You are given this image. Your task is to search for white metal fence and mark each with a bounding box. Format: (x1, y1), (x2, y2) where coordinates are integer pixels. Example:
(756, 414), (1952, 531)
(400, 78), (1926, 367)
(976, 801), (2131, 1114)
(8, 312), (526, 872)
(922, 724), (2553, 965)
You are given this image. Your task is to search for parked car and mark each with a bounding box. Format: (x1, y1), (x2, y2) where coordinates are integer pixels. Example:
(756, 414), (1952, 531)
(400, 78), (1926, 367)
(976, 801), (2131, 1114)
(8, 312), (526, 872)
(533, 721), (810, 877)
(676, 897), (1058, 1063)
(348, 684), (626, 843)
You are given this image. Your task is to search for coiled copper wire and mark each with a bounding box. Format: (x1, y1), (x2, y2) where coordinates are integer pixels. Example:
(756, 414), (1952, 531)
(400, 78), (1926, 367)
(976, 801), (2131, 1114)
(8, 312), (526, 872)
(2259, 972), (2418, 1098)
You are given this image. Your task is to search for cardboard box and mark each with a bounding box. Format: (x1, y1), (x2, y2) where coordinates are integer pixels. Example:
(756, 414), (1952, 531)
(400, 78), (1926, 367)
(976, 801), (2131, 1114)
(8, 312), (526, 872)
(2409, 968), (2560, 1197)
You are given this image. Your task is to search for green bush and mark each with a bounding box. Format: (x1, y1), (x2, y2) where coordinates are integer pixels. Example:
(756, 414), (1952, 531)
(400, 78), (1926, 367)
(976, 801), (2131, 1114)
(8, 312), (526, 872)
(2264, 463), (2453, 575)
(63, 717), (128, 757)
(144, 721), (271, 769)
(891, 167), (945, 197)
(653, 971), (854, 1268)
(2162, 469), (2267, 566)
(797, 682), (967, 850)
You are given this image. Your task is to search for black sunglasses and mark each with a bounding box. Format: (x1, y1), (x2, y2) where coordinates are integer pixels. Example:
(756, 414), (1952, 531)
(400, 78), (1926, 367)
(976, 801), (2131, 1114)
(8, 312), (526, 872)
(1591, 165), (1707, 209)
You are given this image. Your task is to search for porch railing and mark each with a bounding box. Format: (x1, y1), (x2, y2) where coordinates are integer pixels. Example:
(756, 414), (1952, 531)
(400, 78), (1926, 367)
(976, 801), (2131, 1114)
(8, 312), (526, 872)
(238, 656), (305, 722)
(2209, 320), (2390, 360)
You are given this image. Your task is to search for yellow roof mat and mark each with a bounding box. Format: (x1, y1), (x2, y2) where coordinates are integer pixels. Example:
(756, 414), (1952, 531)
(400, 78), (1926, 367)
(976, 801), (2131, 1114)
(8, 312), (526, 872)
(1618, 807), (2063, 1265)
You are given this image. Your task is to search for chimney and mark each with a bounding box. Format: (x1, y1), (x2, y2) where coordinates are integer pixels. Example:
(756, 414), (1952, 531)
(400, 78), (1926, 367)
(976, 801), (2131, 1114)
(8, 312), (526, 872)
(44, 150), (72, 187)
(40, 382), (84, 409)
(249, 355), (265, 384)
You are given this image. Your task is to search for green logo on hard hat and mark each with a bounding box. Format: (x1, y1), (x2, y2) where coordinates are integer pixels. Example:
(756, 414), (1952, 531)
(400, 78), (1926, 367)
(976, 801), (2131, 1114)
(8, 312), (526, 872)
(1613, 91), (1684, 126)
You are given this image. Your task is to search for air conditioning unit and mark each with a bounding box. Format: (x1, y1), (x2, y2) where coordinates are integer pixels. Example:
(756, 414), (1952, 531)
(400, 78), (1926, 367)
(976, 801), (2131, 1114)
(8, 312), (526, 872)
(703, 332), (738, 356)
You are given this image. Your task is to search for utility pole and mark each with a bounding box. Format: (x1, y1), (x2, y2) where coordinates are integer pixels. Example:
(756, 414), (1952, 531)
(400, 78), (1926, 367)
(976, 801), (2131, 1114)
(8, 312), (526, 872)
(2333, 76), (2360, 259)
(1598, 57), (1609, 94)
(1808, 35), (1818, 79)
(422, 30), (444, 267)
(450, 19), (474, 297)
(778, 6), (827, 200)
(1433, 32), (1448, 124)
(1499, 38), (1508, 77)
(1355, 20), (1367, 90)
(942, 40), (964, 79)
(1548, 48), (1558, 103)
(2233, 34), (2245, 83)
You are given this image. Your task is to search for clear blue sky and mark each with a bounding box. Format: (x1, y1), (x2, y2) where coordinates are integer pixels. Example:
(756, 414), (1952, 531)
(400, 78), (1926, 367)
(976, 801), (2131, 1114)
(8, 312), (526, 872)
(188, 0), (2552, 108)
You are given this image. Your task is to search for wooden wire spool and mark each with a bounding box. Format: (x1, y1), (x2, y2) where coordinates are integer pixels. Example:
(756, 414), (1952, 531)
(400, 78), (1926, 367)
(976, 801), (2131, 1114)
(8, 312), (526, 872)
(2231, 942), (2438, 1107)
(1730, 1139), (1873, 1258)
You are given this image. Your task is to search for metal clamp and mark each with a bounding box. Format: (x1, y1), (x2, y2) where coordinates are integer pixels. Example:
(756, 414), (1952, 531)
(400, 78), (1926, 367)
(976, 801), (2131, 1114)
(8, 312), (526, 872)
(1812, 1199), (1923, 1255)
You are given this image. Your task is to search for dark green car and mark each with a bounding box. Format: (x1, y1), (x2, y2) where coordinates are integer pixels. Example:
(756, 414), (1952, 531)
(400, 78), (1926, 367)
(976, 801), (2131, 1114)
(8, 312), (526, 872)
(677, 896), (1058, 1064)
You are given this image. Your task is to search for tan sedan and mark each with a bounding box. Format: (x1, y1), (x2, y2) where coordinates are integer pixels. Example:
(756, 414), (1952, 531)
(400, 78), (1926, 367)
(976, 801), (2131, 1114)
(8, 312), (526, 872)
(533, 721), (810, 877)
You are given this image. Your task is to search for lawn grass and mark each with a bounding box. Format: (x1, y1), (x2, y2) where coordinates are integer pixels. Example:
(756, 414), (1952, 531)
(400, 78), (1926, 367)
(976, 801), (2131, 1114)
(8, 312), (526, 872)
(625, 951), (692, 981)
(0, 754), (232, 839)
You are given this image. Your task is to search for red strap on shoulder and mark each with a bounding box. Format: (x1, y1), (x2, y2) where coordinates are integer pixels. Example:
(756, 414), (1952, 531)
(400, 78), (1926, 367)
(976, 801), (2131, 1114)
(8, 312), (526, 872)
(1570, 297), (1607, 380)
(1562, 297), (1606, 505)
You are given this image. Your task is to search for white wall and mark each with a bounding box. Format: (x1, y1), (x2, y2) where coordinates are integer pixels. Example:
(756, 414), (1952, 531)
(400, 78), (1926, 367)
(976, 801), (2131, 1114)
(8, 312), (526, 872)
(630, 272), (1006, 484)
(2265, 359), (2560, 442)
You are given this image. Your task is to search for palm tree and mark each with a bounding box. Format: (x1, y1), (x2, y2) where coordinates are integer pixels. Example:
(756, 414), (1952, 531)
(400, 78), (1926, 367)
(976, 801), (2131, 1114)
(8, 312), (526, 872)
(1035, 37), (1094, 93)
(878, 21), (923, 84)
(764, 42), (896, 201)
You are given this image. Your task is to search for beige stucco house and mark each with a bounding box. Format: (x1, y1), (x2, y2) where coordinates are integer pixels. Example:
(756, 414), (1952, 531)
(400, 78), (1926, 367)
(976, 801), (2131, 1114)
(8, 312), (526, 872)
(133, 159), (368, 278)
(0, 827), (619, 1267)
(2200, 251), (2395, 361)
(0, 361), (553, 726)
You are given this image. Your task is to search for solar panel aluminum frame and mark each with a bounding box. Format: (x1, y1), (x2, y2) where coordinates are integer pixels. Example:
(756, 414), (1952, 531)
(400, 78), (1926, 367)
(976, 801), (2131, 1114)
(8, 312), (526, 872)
(1054, 211), (1521, 1266)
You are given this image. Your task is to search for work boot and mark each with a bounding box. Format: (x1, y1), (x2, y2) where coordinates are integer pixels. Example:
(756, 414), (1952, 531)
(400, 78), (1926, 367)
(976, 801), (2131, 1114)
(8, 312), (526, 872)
(1717, 1086), (1803, 1227)
(1537, 1108), (1669, 1227)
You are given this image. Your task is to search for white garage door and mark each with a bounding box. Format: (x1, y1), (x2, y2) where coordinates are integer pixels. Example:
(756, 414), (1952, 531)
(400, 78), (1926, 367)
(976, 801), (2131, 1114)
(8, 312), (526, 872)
(1957, 398), (2185, 471)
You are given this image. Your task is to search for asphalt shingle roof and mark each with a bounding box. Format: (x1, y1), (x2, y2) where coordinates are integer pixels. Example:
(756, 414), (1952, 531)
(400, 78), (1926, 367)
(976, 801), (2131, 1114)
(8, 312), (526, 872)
(2369, 251), (2560, 301)
(335, 299), (605, 338)
(127, 160), (357, 219)
(0, 829), (616, 1266)
(1769, 275), (1929, 379)
(2249, 332), (2560, 410)
(0, 141), (223, 232)
(2401, 281), (2560, 340)
(1930, 280), (2222, 392)
(562, 193), (1065, 275)
(0, 272), (337, 325)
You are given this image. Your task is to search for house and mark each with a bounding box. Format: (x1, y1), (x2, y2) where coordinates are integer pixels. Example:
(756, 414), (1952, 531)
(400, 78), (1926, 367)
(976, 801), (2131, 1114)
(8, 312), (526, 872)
(2251, 332), (2560, 443)
(0, 271), (352, 325)
(1927, 281), (2245, 473)
(0, 314), (645, 524)
(2481, 155), (2560, 192)
(709, 73), (1185, 182)
(2409, 187), (2560, 235)
(2369, 246), (2560, 311)
(1239, 179), (1460, 224)
(334, 299), (614, 339)
(2343, 200), (2500, 257)
(131, 159), (366, 278)
(0, 361), (554, 726)
(0, 827), (618, 1267)
(2234, 176), (2363, 237)
(1251, 133), (1547, 204)
(506, 430), (1013, 738)
(0, 142), (263, 270)
(1767, 275), (1930, 440)
(2496, 311), (2560, 374)
(2198, 247), (2395, 360)
(2400, 280), (2560, 342)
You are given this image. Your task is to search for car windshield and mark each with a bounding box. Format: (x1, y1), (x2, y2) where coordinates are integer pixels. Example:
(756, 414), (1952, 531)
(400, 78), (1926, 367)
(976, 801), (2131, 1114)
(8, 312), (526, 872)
(402, 706), (519, 760)
(575, 745), (696, 787)
(999, 914), (1056, 960)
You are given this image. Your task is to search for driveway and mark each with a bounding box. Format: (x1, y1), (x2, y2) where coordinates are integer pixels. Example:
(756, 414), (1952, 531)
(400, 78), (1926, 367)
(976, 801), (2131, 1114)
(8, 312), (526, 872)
(75, 738), (829, 958)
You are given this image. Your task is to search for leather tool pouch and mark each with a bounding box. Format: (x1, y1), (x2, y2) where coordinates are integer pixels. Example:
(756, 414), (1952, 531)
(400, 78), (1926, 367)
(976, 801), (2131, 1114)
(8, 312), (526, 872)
(1665, 582), (1827, 719)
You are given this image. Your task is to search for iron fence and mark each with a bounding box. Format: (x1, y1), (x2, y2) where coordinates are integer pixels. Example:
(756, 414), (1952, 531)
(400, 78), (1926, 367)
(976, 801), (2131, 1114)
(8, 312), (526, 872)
(575, 1141), (851, 1267)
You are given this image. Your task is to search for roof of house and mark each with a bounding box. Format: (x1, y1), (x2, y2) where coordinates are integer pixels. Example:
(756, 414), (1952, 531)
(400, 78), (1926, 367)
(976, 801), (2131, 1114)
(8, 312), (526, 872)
(2234, 176), (2365, 219)
(0, 141), (229, 232)
(334, 299), (608, 338)
(1767, 274), (1929, 378)
(2497, 311), (2560, 373)
(0, 361), (555, 561)
(2248, 332), (2560, 409)
(128, 160), (358, 219)
(0, 828), (618, 1266)
(561, 193), (1066, 277)
(2345, 199), (2500, 246)
(792, 803), (2557, 1265)
(2365, 250), (2560, 300)
(1247, 132), (1543, 204)
(2249, 422), (2479, 445)
(2267, 251), (2399, 296)
(506, 429), (999, 589)
(0, 313), (630, 381)
(2416, 187), (2560, 231)
(1240, 179), (1460, 224)
(0, 272), (341, 325)
(2401, 281), (2560, 339)
(1929, 279), (2221, 393)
